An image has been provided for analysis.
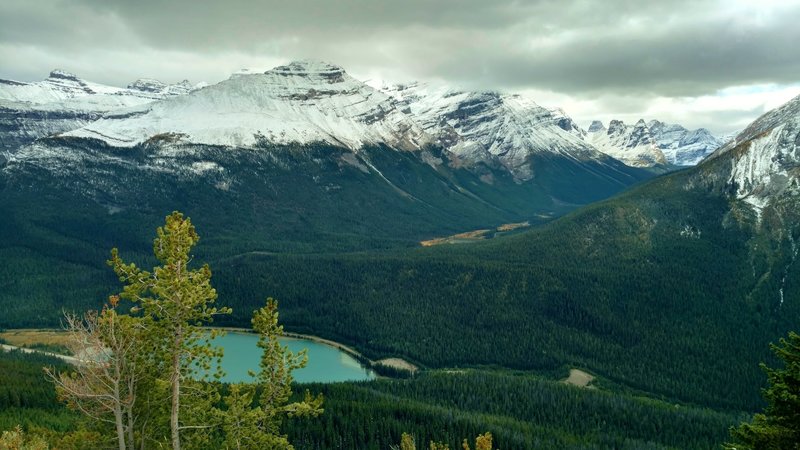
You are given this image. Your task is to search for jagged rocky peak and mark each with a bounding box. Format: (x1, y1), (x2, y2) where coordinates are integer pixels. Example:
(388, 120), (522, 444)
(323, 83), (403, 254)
(588, 120), (606, 133)
(586, 116), (726, 167)
(646, 119), (722, 166)
(128, 78), (167, 92)
(585, 118), (666, 167)
(48, 69), (81, 81)
(269, 60), (346, 83)
(607, 119), (626, 135)
(629, 119), (654, 142)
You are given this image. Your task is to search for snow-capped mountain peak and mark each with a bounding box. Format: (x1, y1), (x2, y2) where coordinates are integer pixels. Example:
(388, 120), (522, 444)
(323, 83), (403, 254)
(587, 120), (606, 133)
(269, 60), (346, 81)
(65, 60), (429, 151)
(381, 82), (607, 181)
(646, 120), (723, 166)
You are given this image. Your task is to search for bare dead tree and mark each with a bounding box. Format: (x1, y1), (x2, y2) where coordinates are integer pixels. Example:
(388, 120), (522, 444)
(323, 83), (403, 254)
(45, 303), (145, 450)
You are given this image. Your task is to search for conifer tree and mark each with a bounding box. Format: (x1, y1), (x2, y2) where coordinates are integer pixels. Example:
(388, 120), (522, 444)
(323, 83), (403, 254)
(726, 331), (800, 449)
(220, 298), (323, 450)
(108, 212), (230, 450)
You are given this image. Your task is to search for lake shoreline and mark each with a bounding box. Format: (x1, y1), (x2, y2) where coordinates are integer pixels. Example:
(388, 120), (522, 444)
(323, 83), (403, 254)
(212, 326), (418, 374)
(1, 327), (419, 375)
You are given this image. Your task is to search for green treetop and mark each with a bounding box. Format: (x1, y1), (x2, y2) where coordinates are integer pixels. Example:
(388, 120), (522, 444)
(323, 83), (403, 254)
(726, 331), (800, 449)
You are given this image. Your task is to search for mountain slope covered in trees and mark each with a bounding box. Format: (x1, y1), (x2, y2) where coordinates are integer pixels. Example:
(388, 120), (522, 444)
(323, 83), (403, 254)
(203, 94), (800, 412)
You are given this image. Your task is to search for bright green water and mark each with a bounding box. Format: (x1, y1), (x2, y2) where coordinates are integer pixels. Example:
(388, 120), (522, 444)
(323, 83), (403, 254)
(209, 332), (375, 383)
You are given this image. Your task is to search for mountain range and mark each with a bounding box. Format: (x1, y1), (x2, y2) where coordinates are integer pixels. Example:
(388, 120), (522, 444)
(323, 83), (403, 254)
(1, 61), (654, 255)
(1, 61), (725, 170)
(586, 118), (724, 167)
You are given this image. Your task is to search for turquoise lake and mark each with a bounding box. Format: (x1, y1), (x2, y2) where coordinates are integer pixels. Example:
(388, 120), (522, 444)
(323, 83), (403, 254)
(208, 332), (375, 383)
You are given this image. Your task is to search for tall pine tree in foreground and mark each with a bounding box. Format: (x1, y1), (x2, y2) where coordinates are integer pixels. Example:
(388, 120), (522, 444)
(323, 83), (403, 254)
(110, 211), (230, 450)
(726, 331), (800, 449)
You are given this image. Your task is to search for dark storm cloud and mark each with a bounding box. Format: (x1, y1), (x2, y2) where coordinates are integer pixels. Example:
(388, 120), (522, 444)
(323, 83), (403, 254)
(1, 0), (798, 133)
(17, 0), (793, 96)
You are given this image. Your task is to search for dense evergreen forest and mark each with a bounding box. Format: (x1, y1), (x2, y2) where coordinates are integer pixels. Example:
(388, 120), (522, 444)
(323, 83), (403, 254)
(0, 142), (645, 327)
(1, 142), (797, 448)
(1, 160), (796, 415)
(0, 351), (77, 434)
(206, 167), (798, 413)
(0, 350), (742, 449)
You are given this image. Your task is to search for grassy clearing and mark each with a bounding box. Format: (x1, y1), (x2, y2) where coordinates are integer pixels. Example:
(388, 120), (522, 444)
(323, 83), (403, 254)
(562, 369), (596, 388)
(0, 329), (69, 348)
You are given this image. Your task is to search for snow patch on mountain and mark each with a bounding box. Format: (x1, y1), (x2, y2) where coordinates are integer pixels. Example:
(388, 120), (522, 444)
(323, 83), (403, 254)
(66, 61), (429, 151)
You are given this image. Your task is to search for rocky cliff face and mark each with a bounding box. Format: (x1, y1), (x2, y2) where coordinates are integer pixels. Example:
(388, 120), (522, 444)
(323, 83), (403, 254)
(706, 94), (800, 220)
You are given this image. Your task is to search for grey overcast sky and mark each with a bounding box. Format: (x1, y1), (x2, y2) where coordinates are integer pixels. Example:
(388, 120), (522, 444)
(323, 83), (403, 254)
(2, 0), (799, 134)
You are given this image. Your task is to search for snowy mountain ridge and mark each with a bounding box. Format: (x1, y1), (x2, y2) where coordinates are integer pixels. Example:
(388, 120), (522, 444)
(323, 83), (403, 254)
(381, 82), (611, 181)
(0, 69), (196, 106)
(0, 69), (198, 151)
(65, 61), (429, 152)
(57, 60), (625, 184)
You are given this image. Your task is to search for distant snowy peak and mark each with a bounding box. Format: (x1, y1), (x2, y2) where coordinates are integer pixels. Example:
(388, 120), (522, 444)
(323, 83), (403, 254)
(646, 120), (723, 166)
(586, 119), (667, 167)
(586, 118), (725, 167)
(382, 82), (604, 181)
(127, 78), (196, 97)
(587, 120), (606, 133)
(0, 70), (199, 152)
(66, 60), (429, 151)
